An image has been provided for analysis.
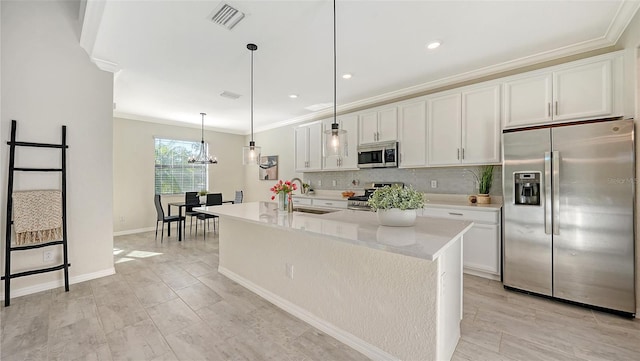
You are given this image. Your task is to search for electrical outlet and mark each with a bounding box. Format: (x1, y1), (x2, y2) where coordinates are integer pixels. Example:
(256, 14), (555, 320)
(332, 180), (337, 187)
(43, 250), (54, 262)
(285, 263), (294, 279)
(431, 180), (438, 188)
(317, 180), (322, 187)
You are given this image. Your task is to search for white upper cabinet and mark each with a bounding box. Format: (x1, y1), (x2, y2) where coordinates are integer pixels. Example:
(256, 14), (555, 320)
(428, 85), (501, 166)
(398, 100), (427, 168)
(294, 122), (322, 172)
(358, 106), (397, 144)
(552, 60), (612, 121)
(322, 114), (358, 171)
(503, 73), (553, 127)
(428, 93), (461, 166)
(503, 53), (622, 129)
(462, 85), (501, 165)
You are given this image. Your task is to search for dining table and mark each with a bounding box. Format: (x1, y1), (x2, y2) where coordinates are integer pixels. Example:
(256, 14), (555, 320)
(168, 199), (234, 241)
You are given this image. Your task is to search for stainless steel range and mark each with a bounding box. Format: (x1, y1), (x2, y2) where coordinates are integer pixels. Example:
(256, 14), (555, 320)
(347, 182), (404, 211)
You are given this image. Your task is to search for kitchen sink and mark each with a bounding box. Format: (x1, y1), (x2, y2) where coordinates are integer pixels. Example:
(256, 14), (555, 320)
(293, 207), (338, 215)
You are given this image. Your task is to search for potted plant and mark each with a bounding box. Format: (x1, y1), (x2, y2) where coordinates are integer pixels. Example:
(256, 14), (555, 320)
(367, 185), (425, 227)
(472, 165), (494, 204)
(198, 189), (208, 203)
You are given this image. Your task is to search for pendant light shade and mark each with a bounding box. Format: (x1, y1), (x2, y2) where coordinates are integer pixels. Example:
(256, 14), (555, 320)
(323, 0), (347, 158)
(188, 112), (218, 164)
(243, 43), (262, 165)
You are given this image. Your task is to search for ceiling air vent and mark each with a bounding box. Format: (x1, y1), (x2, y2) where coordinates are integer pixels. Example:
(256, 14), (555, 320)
(220, 91), (241, 100)
(210, 2), (245, 30)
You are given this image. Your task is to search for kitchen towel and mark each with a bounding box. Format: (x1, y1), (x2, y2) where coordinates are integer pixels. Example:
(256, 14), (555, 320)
(13, 190), (63, 245)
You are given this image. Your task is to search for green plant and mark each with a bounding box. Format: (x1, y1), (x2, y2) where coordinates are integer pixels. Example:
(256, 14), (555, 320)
(198, 189), (208, 196)
(471, 165), (494, 194)
(367, 185), (425, 211)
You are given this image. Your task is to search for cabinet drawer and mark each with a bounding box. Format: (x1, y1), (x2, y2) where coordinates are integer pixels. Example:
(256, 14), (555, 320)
(291, 197), (312, 206)
(312, 199), (347, 209)
(421, 207), (498, 224)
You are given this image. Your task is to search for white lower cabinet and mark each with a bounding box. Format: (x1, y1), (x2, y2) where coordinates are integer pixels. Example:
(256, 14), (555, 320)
(421, 207), (501, 279)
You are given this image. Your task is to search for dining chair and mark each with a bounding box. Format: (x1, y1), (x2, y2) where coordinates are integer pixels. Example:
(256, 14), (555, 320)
(184, 191), (200, 235)
(196, 193), (222, 240)
(154, 194), (184, 242)
(233, 190), (243, 204)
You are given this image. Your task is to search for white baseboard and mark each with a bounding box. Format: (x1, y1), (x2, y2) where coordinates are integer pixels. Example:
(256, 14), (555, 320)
(113, 227), (155, 236)
(463, 267), (500, 281)
(0, 267), (115, 300)
(218, 266), (399, 361)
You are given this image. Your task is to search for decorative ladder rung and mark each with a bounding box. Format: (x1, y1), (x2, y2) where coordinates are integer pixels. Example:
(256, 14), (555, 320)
(1, 264), (71, 280)
(6, 141), (68, 149)
(13, 167), (63, 172)
(11, 240), (64, 251)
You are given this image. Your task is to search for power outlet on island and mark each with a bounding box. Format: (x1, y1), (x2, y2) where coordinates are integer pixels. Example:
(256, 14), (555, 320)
(285, 263), (294, 280)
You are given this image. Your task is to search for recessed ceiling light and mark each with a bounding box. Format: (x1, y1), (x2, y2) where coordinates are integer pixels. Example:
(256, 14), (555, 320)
(289, 94), (298, 99)
(426, 41), (441, 50)
(342, 74), (352, 79)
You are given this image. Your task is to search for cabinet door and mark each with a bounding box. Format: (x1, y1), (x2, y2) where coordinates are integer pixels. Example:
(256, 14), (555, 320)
(463, 223), (499, 275)
(462, 85), (501, 164)
(307, 122), (323, 171)
(553, 59), (612, 121)
(503, 73), (552, 128)
(294, 126), (309, 172)
(377, 107), (398, 142)
(427, 93), (461, 166)
(398, 100), (427, 168)
(358, 112), (378, 144)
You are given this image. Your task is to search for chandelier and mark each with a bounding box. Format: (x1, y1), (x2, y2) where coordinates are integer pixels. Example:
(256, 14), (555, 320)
(188, 112), (218, 164)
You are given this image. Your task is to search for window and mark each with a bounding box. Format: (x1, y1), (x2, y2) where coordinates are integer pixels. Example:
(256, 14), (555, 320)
(154, 138), (207, 194)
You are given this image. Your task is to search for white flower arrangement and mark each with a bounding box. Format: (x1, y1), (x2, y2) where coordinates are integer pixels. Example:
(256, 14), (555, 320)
(367, 185), (425, 211)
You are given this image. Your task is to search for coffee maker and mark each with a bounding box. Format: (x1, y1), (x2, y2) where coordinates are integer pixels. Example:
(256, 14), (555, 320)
(514, 172), (540, 206)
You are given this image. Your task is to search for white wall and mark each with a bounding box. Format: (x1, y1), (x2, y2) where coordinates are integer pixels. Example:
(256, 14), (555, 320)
(113, 117), (245, 233)
(1, 0), (114, 297)
(243, 124), (303, 203)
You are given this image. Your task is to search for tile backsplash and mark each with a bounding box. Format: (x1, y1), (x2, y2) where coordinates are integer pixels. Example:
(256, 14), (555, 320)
(303, 166), (503, 196)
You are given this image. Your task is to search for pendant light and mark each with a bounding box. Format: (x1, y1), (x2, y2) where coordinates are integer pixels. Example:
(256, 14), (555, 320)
(188, 112), (218, 164)
(242, 43), (262, 165)
(324, 0), (347, 158)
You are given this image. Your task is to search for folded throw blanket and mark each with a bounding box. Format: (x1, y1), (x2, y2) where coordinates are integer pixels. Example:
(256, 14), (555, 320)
(13, 190), (63, 245)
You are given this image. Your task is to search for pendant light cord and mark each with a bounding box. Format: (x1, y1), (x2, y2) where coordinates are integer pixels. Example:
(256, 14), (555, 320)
(333, 0), (337, 126)
(200, 112), (205, 142)
(251, 46), (254, 142)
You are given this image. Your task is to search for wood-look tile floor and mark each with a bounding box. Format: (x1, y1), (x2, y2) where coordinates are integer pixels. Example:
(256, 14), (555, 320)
(1, 229), (638, 361)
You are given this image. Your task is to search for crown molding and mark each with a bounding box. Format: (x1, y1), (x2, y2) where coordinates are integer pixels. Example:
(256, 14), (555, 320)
(113, 111), (246, 135)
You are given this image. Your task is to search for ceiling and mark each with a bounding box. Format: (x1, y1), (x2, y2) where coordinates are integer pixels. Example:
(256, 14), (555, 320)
(81, 0), (640, 134)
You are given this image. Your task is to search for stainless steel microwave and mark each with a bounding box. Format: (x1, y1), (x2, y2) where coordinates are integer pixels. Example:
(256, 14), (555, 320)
(357, 141), (398, 168)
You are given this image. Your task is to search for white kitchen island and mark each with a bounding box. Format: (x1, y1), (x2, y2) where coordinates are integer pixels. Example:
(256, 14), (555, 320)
(196, 202), (472, 361)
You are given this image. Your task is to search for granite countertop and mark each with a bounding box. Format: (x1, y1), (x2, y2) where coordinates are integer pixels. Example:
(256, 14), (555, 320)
(195, 202), (472, 261)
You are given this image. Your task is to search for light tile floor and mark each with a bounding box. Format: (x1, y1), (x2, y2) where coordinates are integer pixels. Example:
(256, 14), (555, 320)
(1, 229), (639, 361)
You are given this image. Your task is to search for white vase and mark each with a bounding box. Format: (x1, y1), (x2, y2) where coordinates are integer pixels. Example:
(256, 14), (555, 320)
(376, 208), (417, 227)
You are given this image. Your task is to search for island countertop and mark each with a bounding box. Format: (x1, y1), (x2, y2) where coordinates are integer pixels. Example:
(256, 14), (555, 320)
(195, 201), (472, 261)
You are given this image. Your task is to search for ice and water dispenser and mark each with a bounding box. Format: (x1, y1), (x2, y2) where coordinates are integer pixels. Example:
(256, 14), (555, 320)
(514, 172), (540, 206)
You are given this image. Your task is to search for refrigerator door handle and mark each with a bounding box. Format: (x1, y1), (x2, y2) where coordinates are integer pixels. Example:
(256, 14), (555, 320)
(544, 151), (552, 234)
(552, 151), (560, 235)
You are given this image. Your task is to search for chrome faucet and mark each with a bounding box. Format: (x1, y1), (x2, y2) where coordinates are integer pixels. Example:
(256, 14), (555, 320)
(290, 177), (305, 194)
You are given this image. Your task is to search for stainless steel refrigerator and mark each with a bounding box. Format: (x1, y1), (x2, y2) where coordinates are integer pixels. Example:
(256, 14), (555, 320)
(502, 118), (635, 316)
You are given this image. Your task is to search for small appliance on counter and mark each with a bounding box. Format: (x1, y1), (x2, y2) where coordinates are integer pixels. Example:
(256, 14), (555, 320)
(347, 182), (404, 210)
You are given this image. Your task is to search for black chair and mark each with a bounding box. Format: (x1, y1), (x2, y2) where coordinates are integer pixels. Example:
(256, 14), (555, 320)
(233, 190), (243, 204)
(154, 194), (184, 242)
(184, 191), (200, 235)
(196, 193), (222, 239)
